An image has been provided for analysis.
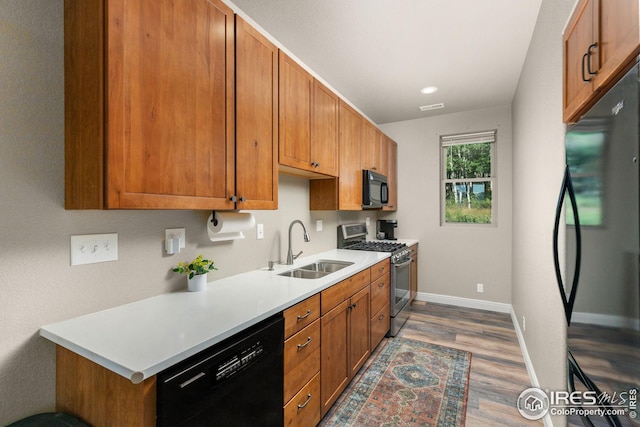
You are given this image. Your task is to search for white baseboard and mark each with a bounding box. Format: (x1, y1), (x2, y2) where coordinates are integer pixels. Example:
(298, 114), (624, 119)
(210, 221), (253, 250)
(415, 292), (511, 313)
(414, 292), (552, 426)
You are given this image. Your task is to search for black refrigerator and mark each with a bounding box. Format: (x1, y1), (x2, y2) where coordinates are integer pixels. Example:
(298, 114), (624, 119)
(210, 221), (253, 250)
(554, 61), (640, 427)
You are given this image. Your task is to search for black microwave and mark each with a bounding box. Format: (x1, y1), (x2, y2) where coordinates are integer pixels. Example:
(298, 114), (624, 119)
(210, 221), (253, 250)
(362, 170), (388, 209)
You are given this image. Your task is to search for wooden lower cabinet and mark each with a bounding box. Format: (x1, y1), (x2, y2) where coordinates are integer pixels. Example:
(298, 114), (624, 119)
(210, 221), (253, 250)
(348, 286), (371, 378)
(320, 283), (370, 417)
(409, 243), (418, 303)
(284, 372), (321, 427)
(56, 346), (155, 427)
(371, 303), (390, 352)
(370, 263), (390, 351)
(283, 295), (321, 426)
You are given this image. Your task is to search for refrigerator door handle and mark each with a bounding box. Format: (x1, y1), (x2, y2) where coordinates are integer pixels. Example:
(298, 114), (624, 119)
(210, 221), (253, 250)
(553, 165), (582, 325)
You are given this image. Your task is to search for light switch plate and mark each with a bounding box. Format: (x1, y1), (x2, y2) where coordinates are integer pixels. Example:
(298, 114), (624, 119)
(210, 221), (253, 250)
(316, 220), (323, 232)
(71, 233), (118, 266)
(256, 224), (264, 240)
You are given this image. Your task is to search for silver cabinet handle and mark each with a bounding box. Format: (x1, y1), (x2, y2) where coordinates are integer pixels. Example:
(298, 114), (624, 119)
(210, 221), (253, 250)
(378, 281), (385, 288)
(297, 337), (312, 350)
(297, 393), (312, 409)
(378, 313), (386, 320)
(297, 309), (311, 321)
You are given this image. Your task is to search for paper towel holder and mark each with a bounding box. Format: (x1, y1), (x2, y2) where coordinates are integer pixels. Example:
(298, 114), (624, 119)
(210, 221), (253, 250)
(207, 210), (255, 243)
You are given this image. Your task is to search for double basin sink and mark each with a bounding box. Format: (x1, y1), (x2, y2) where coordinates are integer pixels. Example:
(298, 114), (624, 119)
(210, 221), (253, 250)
(278, 260), (354, 279)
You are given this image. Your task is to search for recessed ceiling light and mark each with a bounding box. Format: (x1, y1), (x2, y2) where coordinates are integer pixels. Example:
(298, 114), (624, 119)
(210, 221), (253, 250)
(420, 86), (438, 95)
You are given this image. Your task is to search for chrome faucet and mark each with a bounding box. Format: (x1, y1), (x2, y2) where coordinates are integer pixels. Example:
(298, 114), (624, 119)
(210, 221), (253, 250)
(286, 220), (310, 265)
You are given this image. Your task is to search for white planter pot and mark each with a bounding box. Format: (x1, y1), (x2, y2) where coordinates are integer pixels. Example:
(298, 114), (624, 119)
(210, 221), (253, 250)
(187, 274), (208, 292)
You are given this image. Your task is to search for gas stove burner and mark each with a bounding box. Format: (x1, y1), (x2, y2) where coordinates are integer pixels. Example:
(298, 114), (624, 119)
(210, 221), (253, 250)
(346, 241), (407, 253)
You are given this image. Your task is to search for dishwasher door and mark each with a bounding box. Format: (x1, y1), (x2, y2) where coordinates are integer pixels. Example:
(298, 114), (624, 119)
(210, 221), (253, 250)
(157, 313), (284, 427)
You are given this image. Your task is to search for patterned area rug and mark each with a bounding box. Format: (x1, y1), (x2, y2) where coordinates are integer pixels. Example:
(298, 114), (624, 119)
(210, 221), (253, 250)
(320, 337), (471, 427)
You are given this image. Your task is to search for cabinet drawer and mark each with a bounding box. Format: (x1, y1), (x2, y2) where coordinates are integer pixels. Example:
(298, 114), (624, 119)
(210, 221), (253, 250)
(284, 319), (320, 404)
(321, 269), (370, 315)
(284, 294), (320, 339)
(370, 259), (390, 281)
(370, 302), (390, 352)
(370, 273), (390, 316)
(284, 372), (321, 427)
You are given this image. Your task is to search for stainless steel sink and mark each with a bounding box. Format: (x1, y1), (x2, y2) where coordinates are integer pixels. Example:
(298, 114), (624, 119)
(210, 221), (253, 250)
(299, 260), (354, 273)
(278, 269), (329, 279)
(278, 260), (353, 279)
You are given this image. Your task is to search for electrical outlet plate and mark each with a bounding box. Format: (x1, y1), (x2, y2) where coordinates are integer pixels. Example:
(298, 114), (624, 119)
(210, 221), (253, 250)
(70, 233), (118, 266)
(316, 220), (323, 232)
(165, 228), (185, 249)
(477, 283), (484, 293)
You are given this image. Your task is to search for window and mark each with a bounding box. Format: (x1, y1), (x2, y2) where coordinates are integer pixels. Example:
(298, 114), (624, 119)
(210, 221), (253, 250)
(441, 130), (496, 225)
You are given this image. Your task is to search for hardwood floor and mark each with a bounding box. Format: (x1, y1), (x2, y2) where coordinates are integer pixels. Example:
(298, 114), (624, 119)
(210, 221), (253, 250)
(396, 301), (542, 426)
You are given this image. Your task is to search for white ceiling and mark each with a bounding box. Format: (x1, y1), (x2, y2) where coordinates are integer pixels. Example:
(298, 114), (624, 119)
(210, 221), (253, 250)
(229, 0), (543, 125)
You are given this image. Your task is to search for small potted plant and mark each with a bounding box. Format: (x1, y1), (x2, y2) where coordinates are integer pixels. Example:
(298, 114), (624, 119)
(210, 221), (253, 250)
(173, 254), (217, 292)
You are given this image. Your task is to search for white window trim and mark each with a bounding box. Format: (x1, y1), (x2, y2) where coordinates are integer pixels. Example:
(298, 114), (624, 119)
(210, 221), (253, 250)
(440, 130), (497, 226)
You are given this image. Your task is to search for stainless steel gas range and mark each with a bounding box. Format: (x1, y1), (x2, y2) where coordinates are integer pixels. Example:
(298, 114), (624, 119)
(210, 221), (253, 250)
(337, 223), (411, 336)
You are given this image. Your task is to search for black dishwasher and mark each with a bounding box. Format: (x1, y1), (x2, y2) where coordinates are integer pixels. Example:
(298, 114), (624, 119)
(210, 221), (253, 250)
(157, 313), (284, 427)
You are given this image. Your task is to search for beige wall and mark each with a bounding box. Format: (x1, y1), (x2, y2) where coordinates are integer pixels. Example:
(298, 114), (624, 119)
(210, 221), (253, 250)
(511, 0), (576, 425)
(0, 1), (375, 423)
(381, 105), (513, 304)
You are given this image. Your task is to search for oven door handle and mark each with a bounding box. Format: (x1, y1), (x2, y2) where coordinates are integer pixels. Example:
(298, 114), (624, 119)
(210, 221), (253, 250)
(393, 258), (412, 269)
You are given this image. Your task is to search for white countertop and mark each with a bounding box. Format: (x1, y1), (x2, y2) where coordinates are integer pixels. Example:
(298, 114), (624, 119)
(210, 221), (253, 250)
(40, 249), (390, 383)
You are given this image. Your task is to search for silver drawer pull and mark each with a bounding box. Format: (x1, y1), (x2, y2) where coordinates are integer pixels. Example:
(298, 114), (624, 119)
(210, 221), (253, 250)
(179, 372), (205, 388)
(297, 393), (312, 409)
(297, 337), (312, 350)
(378, 281), (385, 288)
(378, 314), (386, 320)
(297, 310), (312, 321)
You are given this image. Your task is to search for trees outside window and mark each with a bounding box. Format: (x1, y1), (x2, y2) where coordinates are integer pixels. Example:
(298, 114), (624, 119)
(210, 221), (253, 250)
(441, 131), (496, 224)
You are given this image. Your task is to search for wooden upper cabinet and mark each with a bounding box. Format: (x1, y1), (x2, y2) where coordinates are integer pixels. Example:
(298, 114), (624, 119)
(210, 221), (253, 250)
(311, 80), (339, 176)
(235, 16), (278, 209)
(65, 0), (235, 209)
(361, 120), (381, 172)
(382, 137), (398, 211)
(279, 52), (313, 173)
(595, 0), (639, 87)
(563, 0), (639, 122)
(337, 101), (363, 210)
(279, 51), (339, 177)
(563, 0), (597, 123)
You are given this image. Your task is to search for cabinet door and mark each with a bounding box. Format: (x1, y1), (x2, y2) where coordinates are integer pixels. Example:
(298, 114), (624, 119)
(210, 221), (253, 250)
(106, 0), (235, 209)
(320, 299), (350, 417)
(594, 0), (640, 88)
(383, 138), (398, 211)
(563, 0), (596, 122)
(349, 286), (370, 378)
(361, 119), (380, 172)
(235, 16), (278, 209)
(338, 101), (363, 210)
(375, 129), (387, 176)
(311, 80), (339, 176)
(279, 52), (313, 171)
